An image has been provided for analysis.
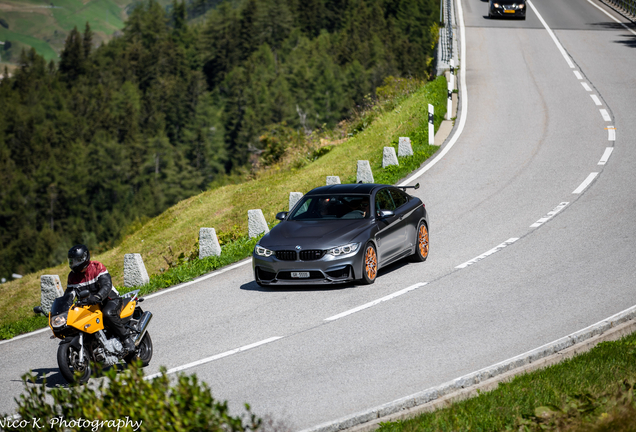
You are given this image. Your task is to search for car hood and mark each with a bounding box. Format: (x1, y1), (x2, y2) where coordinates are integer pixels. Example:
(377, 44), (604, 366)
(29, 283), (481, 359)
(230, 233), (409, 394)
(259, 220), (372, 249)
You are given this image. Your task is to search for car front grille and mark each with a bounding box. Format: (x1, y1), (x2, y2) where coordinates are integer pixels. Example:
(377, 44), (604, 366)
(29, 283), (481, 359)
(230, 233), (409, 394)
(299, 250), (325, 261)
(275, 251), (297, 261)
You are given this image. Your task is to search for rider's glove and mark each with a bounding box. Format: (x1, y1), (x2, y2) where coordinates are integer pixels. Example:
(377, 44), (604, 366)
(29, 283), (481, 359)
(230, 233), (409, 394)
(77, 294), (101, 307)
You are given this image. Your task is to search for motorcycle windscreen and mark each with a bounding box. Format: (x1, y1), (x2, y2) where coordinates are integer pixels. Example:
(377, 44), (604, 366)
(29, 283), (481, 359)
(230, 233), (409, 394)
(50, 292), (75, 316)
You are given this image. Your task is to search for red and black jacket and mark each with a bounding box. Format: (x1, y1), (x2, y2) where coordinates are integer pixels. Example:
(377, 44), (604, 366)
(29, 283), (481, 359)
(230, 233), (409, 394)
(66, 261), (119, 303)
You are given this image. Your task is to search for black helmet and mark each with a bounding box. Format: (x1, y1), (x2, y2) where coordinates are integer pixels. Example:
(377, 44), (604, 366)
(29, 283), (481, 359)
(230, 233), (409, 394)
(68, 244), (90, 272)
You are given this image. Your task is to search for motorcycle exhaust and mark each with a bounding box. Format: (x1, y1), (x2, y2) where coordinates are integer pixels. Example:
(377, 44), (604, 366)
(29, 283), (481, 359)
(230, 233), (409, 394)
(134, 311), (152, 347)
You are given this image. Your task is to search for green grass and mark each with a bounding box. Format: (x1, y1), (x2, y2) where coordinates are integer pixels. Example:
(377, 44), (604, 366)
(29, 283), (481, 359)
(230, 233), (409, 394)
(0, 75), (448, 339)
(377, 334), (636, 431)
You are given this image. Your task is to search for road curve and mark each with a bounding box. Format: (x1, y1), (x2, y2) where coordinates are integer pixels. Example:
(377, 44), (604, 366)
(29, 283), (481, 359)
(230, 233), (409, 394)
(1, 0), (636, 429)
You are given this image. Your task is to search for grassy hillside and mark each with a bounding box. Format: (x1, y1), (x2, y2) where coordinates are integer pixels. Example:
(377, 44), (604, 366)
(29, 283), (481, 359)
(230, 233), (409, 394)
(0, 75), (448, 334)
(0, 0), (171, 63)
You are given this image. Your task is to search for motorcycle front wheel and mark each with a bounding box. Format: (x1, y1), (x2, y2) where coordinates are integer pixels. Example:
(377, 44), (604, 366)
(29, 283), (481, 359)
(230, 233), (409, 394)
(125, 332), (153, 367)
(57, 342), (91, 384)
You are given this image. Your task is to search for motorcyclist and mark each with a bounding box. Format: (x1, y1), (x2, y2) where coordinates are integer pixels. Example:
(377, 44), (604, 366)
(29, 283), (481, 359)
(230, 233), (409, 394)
(66, 245), (135, 353)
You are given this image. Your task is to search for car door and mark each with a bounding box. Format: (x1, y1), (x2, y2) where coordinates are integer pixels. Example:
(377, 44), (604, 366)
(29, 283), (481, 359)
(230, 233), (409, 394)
(373, 188), (401, 264)
(389, 188), (417, 255)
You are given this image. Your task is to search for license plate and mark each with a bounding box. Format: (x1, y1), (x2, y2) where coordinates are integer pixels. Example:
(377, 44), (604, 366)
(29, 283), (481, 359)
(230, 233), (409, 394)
(504, 9), (515, 13)
(291, 272), (310, 278)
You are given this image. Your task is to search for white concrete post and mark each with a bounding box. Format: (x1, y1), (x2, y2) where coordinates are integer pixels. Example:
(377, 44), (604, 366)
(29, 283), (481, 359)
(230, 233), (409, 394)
(382, 147), (399, 168)
(356, 160), (374, 183)
(398, 137), (413, 157)
(199, 228), (222, 258)
(428, 104), (435, 145)
(40, 275), (64, 315)
(248, 209), (270, 238)
(449, 59), (455, 90)
(289, 192), (303, 211)
(326, 176), (341, 185)
(446, 81), (453, 120)
(123, 253), (150, 288)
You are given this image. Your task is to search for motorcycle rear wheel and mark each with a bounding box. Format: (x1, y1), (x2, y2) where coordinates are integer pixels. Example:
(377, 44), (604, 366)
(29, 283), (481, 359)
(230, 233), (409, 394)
(125, 332), (153, 367)
(57, 342), (91, 384)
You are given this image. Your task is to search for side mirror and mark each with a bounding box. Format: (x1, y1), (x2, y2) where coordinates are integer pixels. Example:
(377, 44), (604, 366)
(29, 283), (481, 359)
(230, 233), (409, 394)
(79, 289), (90, 299)
(275, 212), (288, 221)
(379, 210), (394, 219)
(33, 306), (44, 315)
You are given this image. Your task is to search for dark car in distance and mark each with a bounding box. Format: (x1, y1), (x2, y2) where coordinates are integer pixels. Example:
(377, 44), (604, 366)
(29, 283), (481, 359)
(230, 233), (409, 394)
(488, 0), (526, 19)
(252, 183), (429, 286)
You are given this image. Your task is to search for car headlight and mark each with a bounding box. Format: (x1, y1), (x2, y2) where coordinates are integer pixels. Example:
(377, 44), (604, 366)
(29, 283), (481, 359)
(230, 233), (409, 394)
(51, 314), (67, 328)
(518, 3), (525, 8)
(493, 2), (500, 7)
(327, 243), (360, 256)
(254, 245), (274, 257)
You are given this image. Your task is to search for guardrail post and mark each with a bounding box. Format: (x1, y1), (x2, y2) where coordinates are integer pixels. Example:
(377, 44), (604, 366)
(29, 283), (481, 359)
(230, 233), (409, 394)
(428, 104), (435, 145)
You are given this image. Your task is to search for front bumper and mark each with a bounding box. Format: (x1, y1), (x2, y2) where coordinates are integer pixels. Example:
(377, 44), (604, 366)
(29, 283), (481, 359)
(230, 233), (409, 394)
(490, 5), (526, 17)
(252, 248), (364, 285)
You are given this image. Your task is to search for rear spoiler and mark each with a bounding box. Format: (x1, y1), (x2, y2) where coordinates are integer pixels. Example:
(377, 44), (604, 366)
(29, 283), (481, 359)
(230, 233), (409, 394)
(399, 183), (420, 191)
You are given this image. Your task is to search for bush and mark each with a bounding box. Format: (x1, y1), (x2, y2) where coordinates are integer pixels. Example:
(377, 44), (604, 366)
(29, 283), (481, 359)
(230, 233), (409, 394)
(7, 362), (261, 432)
(0, 18), (8, 29)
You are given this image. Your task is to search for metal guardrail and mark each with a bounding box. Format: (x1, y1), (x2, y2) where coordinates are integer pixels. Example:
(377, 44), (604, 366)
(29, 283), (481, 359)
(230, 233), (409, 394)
(602, 0), (636, 19)
(439, 0), (454, 64)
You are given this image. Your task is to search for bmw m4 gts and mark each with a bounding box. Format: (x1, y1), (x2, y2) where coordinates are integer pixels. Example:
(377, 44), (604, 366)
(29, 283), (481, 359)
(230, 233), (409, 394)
(252, 183), (429, 286)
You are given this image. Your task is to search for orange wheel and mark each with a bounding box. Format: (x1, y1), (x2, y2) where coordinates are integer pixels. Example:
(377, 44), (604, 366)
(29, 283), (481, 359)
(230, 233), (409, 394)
(411, 222), (429, 262)
(362, 243), (377, 284)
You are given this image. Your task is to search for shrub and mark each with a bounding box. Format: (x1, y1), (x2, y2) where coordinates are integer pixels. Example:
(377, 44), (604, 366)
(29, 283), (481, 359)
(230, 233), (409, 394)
(7, 362), (261, 432)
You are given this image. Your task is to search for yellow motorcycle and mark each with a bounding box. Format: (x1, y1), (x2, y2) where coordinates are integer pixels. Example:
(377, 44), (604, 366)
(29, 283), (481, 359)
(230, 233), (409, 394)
(39, 289), (153, 383)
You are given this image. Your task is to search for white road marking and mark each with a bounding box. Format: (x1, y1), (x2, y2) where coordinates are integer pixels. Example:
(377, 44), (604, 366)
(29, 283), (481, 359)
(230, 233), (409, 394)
(530, 202), (569, 228)
(584, 0), (636, 37)
(581, 82), (592, 91)
(590, 94), (602, 106)
(144, 258), (252, 300)
(0, 327), (50, 346)
(325, 283), (428, 322)
(573, 173), (598, 194)
(598, 147), (614, 165)
(398, 0), (468, 186)
(573, 70), (582, 80)
(145, 336), (283, 380)
(527, 0), (575, 68)
(606, 126), (616, 141)
(599, 109), (611, 121)
(455, 238), (519, 269)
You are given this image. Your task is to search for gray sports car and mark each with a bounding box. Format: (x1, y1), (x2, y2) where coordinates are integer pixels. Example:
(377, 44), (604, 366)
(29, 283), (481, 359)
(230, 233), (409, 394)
(252, 183), (429, 286)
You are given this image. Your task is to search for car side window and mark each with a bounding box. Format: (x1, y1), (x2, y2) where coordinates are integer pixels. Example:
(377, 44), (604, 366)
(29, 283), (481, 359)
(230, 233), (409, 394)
(389, 189), (409, 208)
(375, 189), (396, 213)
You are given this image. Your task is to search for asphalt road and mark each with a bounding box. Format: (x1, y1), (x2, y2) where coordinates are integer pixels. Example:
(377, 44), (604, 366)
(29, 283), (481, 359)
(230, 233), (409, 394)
(2, 0), (636, 429)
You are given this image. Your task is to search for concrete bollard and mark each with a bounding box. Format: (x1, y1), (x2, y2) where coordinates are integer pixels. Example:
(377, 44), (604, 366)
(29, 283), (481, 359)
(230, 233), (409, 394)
(248, 209), (270, 238)
(326, 176), (341, 185)
(398, 137), (413, 157)
(199, 228), (222, 258)
(382, 147), (399, 168)
(356, 160), (374, 183)
(124, 253), (150, 288)
(289, 192), (303, 211)
(40, 275), (64, 315)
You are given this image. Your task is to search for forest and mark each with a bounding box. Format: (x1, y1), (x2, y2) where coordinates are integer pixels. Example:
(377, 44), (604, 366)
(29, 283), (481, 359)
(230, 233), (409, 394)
(0, 0), (439, 279)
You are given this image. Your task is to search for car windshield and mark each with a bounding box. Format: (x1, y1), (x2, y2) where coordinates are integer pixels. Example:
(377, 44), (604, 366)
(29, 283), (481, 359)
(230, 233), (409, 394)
(50, 291), (75, 316)
(289, 195), (371, 220)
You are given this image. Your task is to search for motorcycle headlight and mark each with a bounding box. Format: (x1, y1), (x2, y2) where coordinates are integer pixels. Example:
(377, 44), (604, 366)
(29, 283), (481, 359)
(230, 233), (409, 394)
(327, 243), (360, 256)
(255, 245), (274, 257)
(51, 314), (67, 328)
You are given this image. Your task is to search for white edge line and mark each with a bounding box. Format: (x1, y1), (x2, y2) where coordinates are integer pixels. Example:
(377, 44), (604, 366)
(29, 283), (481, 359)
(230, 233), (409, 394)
(325, 283), (428, 322)
(590, 94), (602, 106)
(598, 147), (614, 165)
(398, 0), (468, 187)
(144, 258), (252, 300)
(607, 127), (616, 141)
(144, 336), (283, 380)
(572, 172), (598, 194)
(585, 0), (636, 36)
(0, 327), (50, 346)
(300, 303), (636, 432)
(581, 82), (592, 91)
(527, 0), (575, 68)
(455, 238), (519, 269)
(573, 70), (582, 80)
